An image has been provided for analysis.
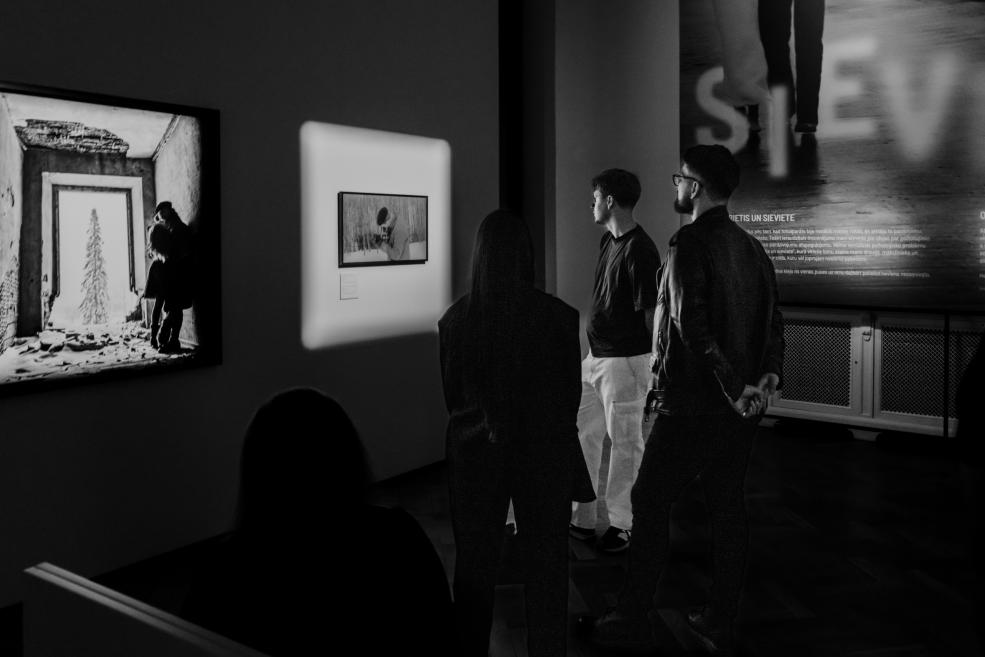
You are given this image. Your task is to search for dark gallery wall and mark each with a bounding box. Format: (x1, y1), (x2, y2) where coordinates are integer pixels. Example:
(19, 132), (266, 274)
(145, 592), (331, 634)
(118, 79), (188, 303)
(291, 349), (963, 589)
(554, 0), (679, 349)
(0, 0), (498, 607)
(0, 100), (22, 352)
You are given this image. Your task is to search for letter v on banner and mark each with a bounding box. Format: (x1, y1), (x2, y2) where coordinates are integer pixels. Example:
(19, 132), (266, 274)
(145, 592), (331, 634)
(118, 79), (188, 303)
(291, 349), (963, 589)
(881, 51), (960, 162)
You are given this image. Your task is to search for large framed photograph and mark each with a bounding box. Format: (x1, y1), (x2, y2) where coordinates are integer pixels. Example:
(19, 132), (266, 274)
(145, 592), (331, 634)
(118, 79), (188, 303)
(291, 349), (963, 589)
(679, 0), (985, 312)
(0, 80), (220, 396)
(338, 192), (428, 267)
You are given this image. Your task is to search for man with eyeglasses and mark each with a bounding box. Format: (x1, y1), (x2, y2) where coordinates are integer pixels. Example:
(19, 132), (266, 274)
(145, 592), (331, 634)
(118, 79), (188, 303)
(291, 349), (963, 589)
(583, 145), (784, 655)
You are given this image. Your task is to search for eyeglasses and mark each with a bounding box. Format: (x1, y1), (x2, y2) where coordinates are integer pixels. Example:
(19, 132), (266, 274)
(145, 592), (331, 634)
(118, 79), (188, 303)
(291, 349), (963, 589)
(672, 173), (701, 187)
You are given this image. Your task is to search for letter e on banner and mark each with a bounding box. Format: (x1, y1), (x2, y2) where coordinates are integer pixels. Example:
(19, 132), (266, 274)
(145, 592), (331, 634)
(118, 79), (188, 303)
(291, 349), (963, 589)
(819, 37), (878, 139)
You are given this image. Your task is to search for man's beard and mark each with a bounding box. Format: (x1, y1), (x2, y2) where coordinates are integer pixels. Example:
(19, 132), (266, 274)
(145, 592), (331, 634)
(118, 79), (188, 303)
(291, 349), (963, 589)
(673, 197), (693, 214)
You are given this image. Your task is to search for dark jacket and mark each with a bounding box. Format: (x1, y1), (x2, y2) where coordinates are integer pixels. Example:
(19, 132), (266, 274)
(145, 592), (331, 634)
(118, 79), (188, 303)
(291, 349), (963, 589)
(956, 330), (985, 468)
(180, 506), (455, 656)
(438, 287), (594, 502)
(653, 205), (784, 415)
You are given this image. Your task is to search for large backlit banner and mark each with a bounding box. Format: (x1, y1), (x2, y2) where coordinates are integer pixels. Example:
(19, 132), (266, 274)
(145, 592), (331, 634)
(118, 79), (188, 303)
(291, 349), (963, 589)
(681, 0), (985, 311)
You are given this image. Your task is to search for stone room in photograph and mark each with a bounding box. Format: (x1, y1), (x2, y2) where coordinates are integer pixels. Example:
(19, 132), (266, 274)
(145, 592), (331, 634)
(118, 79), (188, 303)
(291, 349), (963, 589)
(0, 83), (219, 396)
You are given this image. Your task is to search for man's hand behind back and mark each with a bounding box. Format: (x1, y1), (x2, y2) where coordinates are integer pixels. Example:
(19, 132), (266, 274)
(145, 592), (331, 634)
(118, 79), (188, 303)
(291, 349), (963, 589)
(732, 385), (765, 418)
(756, 372), (780, 412)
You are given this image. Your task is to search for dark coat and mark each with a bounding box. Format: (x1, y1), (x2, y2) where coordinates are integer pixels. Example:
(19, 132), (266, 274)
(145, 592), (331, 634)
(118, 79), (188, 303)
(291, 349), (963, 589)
(653, 205), (784, 415)
(181, 506), (454, 656)
(438, 287), (594, 502)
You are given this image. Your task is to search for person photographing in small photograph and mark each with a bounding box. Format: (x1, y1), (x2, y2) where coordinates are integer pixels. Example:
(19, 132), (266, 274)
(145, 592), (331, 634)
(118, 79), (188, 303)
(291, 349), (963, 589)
(374, 206), (411, 261)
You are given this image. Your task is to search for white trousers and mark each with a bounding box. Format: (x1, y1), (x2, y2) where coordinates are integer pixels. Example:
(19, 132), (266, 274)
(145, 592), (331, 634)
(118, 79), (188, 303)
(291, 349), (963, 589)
(571, 352), (650, 531)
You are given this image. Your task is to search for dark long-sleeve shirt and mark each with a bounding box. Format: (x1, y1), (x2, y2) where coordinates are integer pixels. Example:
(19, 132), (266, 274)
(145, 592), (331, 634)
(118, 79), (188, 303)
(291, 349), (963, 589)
(653, 205), (784, 415)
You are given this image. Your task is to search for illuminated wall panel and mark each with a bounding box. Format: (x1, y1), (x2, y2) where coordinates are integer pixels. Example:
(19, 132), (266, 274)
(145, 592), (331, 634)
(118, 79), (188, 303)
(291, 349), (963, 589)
(300, 122), (452, 349)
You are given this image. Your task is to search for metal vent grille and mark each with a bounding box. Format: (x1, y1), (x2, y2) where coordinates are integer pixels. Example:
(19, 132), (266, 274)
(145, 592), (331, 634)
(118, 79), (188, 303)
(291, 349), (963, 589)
(780, 319), (852, 407)
(949, 329), (984, 419)
(879, 325), (944, 417)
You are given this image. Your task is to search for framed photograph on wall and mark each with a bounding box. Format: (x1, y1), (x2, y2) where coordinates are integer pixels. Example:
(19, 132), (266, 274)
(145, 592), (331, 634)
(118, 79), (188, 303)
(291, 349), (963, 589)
(338, 191), (428, 267)
(0, 80), (221, 397)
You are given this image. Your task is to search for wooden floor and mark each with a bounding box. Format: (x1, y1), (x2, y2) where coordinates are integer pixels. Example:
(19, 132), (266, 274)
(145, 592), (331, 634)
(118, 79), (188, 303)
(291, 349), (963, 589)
(2, 420), (979, 656)
(374, 421), (984, 657)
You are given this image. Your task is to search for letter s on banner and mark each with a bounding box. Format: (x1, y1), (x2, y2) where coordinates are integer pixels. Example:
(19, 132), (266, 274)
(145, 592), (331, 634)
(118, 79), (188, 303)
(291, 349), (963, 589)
(695, 66), (749, 153)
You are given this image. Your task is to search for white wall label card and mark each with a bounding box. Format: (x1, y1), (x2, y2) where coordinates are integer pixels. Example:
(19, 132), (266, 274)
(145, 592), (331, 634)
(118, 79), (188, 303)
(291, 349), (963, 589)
(340, 273), (359, 300)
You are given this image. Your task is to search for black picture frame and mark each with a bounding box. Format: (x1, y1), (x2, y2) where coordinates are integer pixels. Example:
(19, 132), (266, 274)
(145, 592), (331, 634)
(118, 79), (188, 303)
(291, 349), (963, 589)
(0, 79), (221, 397)
(337, 191), (428, 268)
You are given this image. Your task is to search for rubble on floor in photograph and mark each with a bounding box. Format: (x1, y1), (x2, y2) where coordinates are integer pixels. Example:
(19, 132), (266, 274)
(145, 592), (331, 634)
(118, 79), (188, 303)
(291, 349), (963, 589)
(0, 322), (191, 384)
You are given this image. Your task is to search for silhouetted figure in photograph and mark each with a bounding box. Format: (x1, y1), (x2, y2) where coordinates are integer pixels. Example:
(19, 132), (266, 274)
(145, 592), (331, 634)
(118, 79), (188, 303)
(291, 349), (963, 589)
(711, 0), (771, 132)
(438, 210), (595, 657)
(584, 145), (784, 655)
(149, 201), (194, 351)
(759, 0), (826, 132)
(154, 201), (192, 261)
(142, 223), (187, 352)
(181, 388), (454, 656)
(571, 169), (661, 554)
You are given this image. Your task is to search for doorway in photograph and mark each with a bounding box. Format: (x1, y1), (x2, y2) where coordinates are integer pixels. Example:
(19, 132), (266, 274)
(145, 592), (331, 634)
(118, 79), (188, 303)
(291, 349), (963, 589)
(49, 187), (137, 328)
(0, 82), (219, 397)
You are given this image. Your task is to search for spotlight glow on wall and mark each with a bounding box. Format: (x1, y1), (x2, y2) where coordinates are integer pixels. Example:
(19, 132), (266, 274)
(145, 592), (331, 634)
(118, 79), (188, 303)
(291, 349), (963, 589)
(300, 122), (452, 349)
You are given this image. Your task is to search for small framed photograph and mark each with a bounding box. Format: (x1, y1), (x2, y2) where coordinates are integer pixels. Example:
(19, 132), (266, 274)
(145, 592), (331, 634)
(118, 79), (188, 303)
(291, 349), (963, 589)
(337, 192), (428, 267)
(0, 80), (220, 397)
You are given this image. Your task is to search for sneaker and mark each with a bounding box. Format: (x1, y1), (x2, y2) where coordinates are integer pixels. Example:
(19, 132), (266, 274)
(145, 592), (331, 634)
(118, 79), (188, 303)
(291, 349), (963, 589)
(598, 526), (631, 553)
(685, 605), (734, 654)
(569, 523), (595, 541)
(578, 608), (656, 652)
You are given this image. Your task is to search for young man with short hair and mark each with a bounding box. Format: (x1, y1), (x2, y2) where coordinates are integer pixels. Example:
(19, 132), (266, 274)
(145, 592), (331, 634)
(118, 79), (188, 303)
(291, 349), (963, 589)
(570, 168), (660, 554)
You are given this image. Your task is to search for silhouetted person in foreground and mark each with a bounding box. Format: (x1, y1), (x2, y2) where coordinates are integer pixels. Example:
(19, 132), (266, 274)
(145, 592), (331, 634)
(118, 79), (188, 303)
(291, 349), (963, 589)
(181, 388), (454, 656)
(584, 145), (784, 655)
(956, 331), (985, 650)
(439, 210), (595, 657)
